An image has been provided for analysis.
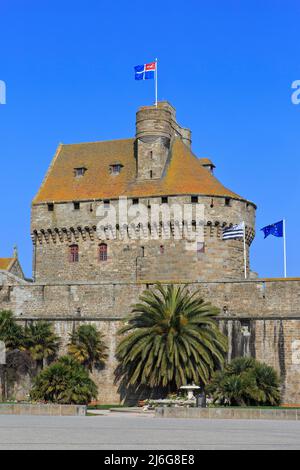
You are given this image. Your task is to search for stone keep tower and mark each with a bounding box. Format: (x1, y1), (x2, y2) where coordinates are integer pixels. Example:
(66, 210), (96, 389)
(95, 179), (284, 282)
(31, 101), (256, 283)
(136, 102), (191, 179)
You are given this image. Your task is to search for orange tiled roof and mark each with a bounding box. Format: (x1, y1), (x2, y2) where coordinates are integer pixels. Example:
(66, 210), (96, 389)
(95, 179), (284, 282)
(0, 258), (14, 270)
(199, 158), (215, 167)
(33, 138), (249, 204)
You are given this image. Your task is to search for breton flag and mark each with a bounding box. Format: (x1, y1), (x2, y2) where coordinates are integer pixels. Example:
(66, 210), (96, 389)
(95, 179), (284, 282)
(222, 222), (245, 240)
(134, 62), (156, 80)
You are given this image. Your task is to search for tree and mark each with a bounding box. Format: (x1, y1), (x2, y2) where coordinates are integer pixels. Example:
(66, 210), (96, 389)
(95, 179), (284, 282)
(68, 324), (108, 372)
(23, 321), (60, 370)
(0, 310), (24, 350)
(30, 356), (97, 405)
(207, 357), (281, 406)
(116, 283), (227, 393)
(0, 310), (24, 400)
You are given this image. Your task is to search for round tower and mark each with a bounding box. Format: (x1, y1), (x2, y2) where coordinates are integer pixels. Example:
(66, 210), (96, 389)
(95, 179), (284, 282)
(135, 101), (191, 179)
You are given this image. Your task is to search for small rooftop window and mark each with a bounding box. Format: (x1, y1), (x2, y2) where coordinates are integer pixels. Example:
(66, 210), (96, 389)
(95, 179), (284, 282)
(110, 164), (123, 175)
(74, 167), (87, 177)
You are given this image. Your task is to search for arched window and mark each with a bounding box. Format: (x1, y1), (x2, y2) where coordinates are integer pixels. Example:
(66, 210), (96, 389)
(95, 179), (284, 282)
(99, 243), (108, 262)
(69, 244), (79, 263)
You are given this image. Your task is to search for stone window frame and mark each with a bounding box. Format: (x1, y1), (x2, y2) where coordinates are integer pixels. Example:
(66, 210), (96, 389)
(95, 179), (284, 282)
(99, 243), (108, 262)
(69, 244), (79, 263)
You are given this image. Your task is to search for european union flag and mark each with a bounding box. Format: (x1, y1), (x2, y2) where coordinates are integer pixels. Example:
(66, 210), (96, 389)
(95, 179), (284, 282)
(261, 220), (283, 239)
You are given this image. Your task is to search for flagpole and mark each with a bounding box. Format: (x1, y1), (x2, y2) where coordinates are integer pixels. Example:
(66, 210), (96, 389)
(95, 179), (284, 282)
(283, 219), (287, 278)
(155, 58), (158, 107)
(243, 222), (247, 279)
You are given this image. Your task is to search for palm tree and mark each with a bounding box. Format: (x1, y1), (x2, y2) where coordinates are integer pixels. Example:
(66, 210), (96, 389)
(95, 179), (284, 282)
(0, 310), (24, 400)
(116, 283), (228, 394)
(0, 310), (24, 349)
(23, 321), (60, 370)
(68, 324), (108, 372)
(207, 357), (281, 406)
(30, 356), (97, 405)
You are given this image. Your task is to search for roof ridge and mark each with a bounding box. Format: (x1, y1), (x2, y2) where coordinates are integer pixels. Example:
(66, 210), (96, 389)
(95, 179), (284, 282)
(61, 137), (134, 147)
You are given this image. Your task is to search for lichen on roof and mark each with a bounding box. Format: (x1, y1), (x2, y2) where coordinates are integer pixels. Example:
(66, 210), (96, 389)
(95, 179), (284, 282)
(33, 137), (248, 204)
(0, 258), (15, 270)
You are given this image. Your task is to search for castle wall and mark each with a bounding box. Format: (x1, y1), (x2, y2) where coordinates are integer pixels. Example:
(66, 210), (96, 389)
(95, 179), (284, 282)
(31, 195), (255, 283)
(1, 278), (300, 404)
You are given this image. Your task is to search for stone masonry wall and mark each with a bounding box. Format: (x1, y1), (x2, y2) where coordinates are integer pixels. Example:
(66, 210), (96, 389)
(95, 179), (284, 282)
(0, 277), (300, 404)
(31, 195), (255, 283)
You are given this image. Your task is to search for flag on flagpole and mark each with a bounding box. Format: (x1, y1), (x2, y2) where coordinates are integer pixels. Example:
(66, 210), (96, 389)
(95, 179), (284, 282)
(261, 219), (287, 277)
(222, 223), (244, 240)
(223, 222), (247, 278)
(134, 62), (156, 80)
(261, 220), (283, 238)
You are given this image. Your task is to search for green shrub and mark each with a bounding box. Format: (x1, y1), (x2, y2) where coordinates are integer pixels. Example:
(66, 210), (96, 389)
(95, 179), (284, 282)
(207, 357), (281, 406)
(30, 356), (97, 404)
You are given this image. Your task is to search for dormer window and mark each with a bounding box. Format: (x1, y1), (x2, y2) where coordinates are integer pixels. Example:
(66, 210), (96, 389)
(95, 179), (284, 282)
(110, 164), (123, 175)
(74, 167), (87, 177)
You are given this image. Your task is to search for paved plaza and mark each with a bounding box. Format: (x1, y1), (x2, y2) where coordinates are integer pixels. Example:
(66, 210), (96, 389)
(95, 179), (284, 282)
(0, 413), (300, 450)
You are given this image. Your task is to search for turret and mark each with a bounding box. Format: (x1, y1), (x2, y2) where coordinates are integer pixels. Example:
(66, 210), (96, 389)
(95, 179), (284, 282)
(135, 101), (191, 180)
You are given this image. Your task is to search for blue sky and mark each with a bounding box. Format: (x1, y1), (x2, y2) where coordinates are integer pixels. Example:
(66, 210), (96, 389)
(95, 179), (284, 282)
(1, 0), (299, 278)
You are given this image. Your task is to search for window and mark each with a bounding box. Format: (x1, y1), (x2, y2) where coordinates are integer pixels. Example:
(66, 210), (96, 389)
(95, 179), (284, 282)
(99, 243), (108, 261)
(69, 245), (79, 263)
(161, 196), (168, 204)
(150, 170), (153, 179)
(73, 202), (80, 210)
(160, 245), (164, 254)
(225, 198), (231, 207)
(110, 164), (123, 175)
(74, 167), (86, 177)
(47, 203), (54, 212)
(191, 196), (198, 204)
(197, 242), (205, 258)
(104, 200), (110, 209)
(132, 198), (139, 205)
